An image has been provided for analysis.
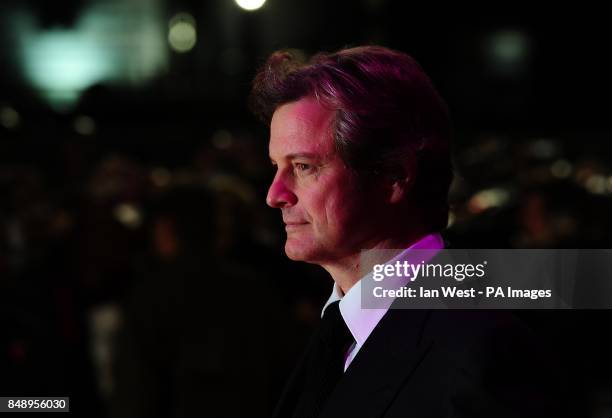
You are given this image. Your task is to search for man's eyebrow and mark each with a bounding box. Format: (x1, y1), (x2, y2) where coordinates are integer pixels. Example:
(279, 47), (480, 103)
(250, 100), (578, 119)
(286, 152), (320, 160)
(269, 152), (321, 162)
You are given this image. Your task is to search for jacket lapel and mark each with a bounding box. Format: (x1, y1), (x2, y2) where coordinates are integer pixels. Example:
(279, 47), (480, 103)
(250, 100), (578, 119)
(319, 308), (433, 418)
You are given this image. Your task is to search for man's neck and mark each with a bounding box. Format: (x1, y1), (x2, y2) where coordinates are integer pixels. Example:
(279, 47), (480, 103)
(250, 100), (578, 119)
(321, 232), (431, 294)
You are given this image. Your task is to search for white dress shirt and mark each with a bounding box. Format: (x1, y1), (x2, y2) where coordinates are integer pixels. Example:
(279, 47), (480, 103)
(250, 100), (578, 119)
(320, 233), (445, 371)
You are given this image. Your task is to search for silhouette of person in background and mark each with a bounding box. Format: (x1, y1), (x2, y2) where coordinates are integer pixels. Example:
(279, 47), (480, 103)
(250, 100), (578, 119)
(110, 186), (281, 417)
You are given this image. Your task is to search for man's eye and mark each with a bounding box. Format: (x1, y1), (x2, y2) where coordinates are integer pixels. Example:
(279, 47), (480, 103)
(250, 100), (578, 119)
(294, 163), (312, 172)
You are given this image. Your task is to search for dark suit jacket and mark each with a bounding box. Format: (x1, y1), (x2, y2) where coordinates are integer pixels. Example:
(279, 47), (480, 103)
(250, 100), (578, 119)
(274, 308), (572, 418)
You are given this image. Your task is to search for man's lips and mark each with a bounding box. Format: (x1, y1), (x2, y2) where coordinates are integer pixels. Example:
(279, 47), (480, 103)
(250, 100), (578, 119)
(284, 221), (308, 231)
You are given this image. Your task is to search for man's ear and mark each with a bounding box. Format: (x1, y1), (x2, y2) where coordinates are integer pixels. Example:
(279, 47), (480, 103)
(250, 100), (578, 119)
(388, 176), (413, 204)
(386, 159), (416, 204)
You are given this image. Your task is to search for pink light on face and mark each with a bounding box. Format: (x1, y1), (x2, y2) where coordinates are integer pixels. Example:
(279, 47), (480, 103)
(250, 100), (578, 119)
(267, 97), (383, 266)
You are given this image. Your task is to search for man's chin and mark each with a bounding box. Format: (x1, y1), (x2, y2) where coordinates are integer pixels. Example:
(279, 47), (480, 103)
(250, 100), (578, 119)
(284, 246), (308, 262)
(284, 242), (319, 263)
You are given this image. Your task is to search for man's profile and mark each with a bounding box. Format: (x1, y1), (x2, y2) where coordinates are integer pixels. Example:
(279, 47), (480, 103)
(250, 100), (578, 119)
(250, 45), (568, 418)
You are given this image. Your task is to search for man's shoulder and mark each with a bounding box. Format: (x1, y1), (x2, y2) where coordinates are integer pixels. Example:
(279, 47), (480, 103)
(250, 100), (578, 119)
(425, 309), (531, 342)
(382, 308), (530, 341)
(380, 309), (573, 418)
(409, 309), (556, 372)
(422, 310), (546, 371)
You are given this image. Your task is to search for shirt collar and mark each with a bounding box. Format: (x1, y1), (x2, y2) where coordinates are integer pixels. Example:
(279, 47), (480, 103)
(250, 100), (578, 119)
(321, 232), (445, 348)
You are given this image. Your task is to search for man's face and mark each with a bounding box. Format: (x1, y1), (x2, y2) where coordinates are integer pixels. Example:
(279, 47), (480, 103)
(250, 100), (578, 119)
(267, 97), (381, 265)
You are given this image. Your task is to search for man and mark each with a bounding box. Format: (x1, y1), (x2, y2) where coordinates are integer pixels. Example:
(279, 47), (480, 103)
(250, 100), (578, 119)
(250, 46), (569, 418)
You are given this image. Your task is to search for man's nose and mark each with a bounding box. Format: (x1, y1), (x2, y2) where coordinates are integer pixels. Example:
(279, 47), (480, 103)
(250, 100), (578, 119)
(266, 175), (297, 208)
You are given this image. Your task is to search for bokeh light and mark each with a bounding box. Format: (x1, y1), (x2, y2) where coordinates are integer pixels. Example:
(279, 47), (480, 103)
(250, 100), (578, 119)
(151, 167), (172, 188)
(73, 115), (96, 136)
(13, 2), (167, 111)
(585, 175), (607, 195)
(551, 159), (573, 179)
(168, 13), (197, 53)
(235, 0), (266, 11)
(113, 203), (143, 229)
(487, 29), (530, 76)
(468, 188), (511, 214)
(0, 106), (20, 129)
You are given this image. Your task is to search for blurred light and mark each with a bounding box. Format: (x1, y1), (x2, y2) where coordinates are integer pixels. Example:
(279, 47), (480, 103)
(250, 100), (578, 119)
(574, 164), (595, 184)
(447, 211), (456, 227)
(89, 304), (122, 398)
(487, 30), (530, 76)
(168, 13), (196, 53)
(74, 115), (96, 135)
(151, 167), (172, 188)
(468, 188), (510, 214)
(235, 0), (266, 11)
(13, 2), (168, 111)
(113, 203), (142, 229)
(20, 26), (116, 111)
(212, 129), (233, 150)
(528, 138), (558, 159)
(492, 31), (526, 61)
(607, 176), (612, 193)
(461, 136), (506, 166)
(550, 159), (573, 179)
(585, 175), (607, 195)
(0, 106), (20, 129)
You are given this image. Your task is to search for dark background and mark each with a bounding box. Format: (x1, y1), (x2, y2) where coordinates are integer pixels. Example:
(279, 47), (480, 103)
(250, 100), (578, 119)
(1, 1), (611, 417)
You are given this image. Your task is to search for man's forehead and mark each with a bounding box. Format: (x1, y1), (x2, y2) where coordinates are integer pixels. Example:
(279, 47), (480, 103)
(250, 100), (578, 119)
(275, 97), (333, 124)
(269, 98), (335, 159)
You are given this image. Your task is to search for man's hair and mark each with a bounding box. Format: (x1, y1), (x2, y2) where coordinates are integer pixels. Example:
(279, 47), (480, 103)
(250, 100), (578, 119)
(249, 45), (452, 231)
